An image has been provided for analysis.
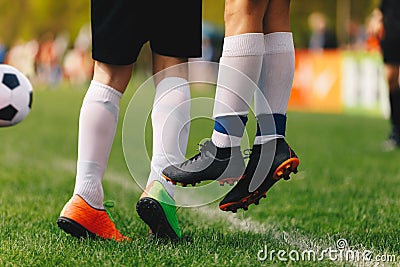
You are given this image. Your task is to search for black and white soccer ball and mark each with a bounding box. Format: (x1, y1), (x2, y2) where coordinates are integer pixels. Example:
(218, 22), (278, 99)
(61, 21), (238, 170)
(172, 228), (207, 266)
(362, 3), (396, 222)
(0, 64), (33, 127)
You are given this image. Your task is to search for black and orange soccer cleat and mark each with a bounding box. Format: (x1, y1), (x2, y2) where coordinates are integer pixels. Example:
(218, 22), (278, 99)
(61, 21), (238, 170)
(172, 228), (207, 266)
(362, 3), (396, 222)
(219, 138), (300, 213)
(162, 140), (245, 187)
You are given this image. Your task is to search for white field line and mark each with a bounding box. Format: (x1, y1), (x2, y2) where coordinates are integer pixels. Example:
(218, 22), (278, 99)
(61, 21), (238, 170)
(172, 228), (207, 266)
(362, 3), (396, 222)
(191, 206), (391, 266)
(56, 158), (395, 266)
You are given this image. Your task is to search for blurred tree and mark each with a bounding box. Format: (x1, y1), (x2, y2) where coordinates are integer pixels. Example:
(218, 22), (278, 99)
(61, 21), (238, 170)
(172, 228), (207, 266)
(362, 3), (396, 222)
(202, 0), (381, 48)
(291, 0), (380, 48)
(0, 0), (89, 46)
(203, 0), (224, 26)
(0, 0), (382, 48)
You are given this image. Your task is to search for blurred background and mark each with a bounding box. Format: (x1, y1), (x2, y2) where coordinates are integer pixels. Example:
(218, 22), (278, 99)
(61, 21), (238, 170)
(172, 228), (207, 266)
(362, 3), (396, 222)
(2, 2), (400, 264)
(0, 0), (386, 117)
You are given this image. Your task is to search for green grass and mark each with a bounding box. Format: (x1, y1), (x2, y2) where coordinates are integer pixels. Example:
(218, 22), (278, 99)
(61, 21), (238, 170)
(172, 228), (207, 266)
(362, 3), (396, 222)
(0, 77), (399, 266)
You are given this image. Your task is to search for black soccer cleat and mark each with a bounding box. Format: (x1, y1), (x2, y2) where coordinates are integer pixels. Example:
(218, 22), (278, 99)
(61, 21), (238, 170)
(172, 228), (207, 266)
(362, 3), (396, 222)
(382, 126), (400, 151)
(219, 138), (300, 213)
(162, 140), (245, 187)
(57, 217), (97, 239)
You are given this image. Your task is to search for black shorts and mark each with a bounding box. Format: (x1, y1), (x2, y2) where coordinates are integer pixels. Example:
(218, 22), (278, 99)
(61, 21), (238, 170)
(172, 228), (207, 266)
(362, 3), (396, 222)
(380, 35), (400, 64)
(91, 0), (202, 65)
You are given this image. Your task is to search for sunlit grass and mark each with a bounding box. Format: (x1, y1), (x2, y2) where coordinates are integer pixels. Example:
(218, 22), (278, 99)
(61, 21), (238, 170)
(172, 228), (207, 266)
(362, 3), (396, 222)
(0, 79), (398, 266)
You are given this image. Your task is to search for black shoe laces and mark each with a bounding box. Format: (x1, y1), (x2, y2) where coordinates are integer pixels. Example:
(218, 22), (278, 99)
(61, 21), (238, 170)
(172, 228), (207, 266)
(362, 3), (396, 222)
(243, 148), (252, 159)
(180, 140), (214, 167)
(180, 141), (251, 167)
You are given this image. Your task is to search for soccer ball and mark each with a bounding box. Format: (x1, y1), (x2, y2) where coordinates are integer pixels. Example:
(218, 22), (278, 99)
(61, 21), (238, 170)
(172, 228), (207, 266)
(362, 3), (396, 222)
(0, 64), (33, 127)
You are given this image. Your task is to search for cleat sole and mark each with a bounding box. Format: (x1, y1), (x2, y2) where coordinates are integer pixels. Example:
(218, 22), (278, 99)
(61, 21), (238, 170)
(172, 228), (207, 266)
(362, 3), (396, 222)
(162, 174), (177, 185)
(273, 158), (300, 180)
(218, 177), (242, 187)
(219, 141), (300, 213)
(136, 197), (179, 240)
(220, 190), (265, 212)
(162, 173), (242, 187)
(57, 217), (97, 239)
(219, 158), (299, 212)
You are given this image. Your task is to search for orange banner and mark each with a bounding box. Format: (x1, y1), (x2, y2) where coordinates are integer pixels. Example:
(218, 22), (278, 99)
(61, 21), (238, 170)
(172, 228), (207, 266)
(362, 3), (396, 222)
(289, 50), (343, 113)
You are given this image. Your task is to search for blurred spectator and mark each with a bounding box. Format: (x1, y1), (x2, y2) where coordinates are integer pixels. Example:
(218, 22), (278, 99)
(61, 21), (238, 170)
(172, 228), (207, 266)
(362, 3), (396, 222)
(190, 21), (223, 62)
(308, 12), (338, 51)
(35, 32), (67, 86)
(365, 8), (383, 52)
(0, 39), (7, 64)
(189, 21), (223, 82)
(5, 38), (39, 79)
(200, 35), (214, 62)
(63, 24), (93, 84)
(345, 20), (367, 50)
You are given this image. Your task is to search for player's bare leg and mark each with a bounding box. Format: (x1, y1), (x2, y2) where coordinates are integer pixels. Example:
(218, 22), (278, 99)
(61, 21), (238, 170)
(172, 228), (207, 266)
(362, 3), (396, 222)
(220, 0), (300, 212)
(162, 0), (267, 187)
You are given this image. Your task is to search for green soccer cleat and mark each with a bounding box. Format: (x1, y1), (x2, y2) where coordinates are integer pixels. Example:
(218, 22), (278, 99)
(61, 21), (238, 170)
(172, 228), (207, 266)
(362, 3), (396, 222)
(136, 181), (182, 240)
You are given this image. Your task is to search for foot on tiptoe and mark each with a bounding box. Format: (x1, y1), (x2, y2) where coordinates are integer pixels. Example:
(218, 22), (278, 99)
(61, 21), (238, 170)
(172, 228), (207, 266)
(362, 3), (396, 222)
(219, 138), (300, 213)
(136, 181), (182, 240)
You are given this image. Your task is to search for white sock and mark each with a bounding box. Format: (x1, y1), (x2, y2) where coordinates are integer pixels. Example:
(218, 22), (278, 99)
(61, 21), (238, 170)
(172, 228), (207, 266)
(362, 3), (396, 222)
(73, 80), (122, 209)
(146, 77), (191, 198)
(211, 33), (265, 148)
(254, 32), (295, 145)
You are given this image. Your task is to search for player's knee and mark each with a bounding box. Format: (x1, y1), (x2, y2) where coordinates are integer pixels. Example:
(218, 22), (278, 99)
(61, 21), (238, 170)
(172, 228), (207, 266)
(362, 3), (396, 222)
(224, 1), (266, 36)
(93, 61), (133, 93)
(224, 0), (266, 23)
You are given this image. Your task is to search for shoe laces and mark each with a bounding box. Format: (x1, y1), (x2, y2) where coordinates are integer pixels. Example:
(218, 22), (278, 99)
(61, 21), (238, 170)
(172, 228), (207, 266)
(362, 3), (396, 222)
(181, 140), (214, 166)
(104, 200), (116, 223)
(243, 148), (252, 159)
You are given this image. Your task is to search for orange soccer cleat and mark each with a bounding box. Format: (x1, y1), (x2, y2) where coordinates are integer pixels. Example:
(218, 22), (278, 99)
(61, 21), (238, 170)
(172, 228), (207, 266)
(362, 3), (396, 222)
(57, 195), (129, 242)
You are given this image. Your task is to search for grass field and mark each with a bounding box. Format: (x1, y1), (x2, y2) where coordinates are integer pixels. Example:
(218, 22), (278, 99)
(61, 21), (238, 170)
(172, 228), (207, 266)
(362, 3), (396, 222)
(0, 76), (399, 266)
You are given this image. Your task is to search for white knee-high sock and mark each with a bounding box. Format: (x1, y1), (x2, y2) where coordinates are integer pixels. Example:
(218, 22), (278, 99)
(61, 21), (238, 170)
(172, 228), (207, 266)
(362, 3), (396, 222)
(254, 32), (295, 145)
(146, 77), (191, 198)
(73, 80), (122, 209)
(211, 33), (265, 148)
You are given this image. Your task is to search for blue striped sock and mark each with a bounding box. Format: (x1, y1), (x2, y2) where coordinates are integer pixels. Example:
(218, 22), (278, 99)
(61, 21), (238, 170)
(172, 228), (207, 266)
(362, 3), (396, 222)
(211, 115), (248, 147)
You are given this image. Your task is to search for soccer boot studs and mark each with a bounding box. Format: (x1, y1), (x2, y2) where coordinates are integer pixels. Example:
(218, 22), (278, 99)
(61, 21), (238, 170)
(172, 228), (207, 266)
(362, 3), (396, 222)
(219, 138), (300, 213)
